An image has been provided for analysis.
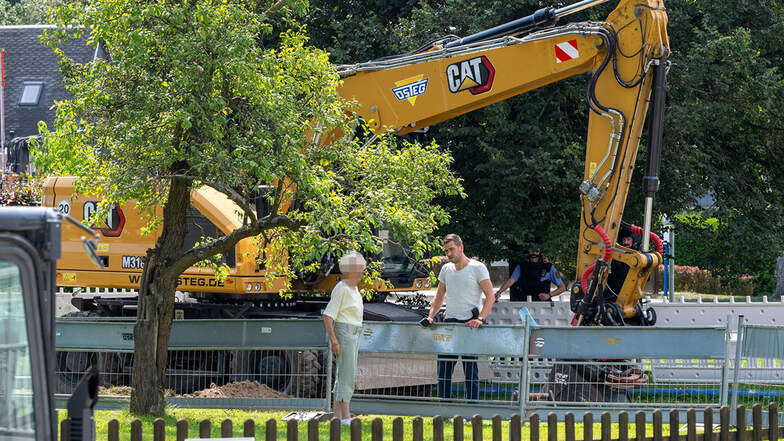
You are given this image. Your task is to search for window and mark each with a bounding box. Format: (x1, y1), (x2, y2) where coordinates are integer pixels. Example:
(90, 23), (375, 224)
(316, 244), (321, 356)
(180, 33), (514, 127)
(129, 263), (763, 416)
(0, 261), (35, 438)
(18, 82), (43, 106)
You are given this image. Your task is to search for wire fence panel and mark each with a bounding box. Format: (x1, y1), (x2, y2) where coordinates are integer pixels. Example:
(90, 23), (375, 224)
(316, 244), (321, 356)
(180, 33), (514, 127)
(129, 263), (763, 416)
(528, 358), (727, 409)
(351, 322), (528, 418)
(735, 325), (784, 409)
(53, 318), (753, 417)
(54, 319), (330, 410)
(526, 325), (731, 414)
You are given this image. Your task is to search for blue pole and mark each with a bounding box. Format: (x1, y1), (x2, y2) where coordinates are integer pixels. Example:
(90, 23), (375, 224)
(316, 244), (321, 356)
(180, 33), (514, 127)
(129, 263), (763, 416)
(662, 242), (669, 299)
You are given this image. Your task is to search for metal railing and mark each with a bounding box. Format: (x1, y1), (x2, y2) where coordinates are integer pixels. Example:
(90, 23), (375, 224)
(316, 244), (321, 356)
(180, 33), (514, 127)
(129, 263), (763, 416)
(53, 314), (784, 419)
(732, 320), (784, 420)
(55, 318), (331, 410)
(351, 322), (528, 418)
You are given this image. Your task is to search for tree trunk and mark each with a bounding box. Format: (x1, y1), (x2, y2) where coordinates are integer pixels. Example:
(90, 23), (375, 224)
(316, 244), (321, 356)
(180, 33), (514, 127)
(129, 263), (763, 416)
(130, 176), (190, 415)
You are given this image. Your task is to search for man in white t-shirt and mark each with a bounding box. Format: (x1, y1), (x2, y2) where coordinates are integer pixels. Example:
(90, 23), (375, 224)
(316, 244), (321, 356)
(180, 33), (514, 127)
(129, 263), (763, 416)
(421, 233), (495, 401)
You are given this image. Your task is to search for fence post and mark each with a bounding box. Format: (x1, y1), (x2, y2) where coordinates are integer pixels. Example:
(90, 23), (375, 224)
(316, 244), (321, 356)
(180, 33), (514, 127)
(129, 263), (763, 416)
(510, 414), (521, 441)
(601, 412), (612, 441)
(329, 418), (340, 441)
(719, 406), (730, 441)
(652, 410), (662, 441)
(433, 415), (444, 441)
(288, 419), (298, 441)
(547, 413), (557, 441)
(736, 405), (746, 440)
(153, 418), (166, 441)
(392, 417), (404, 441)
(413, 416), (424, 441)
(491, 415), (502, 441)
(686, 409), (696, 441)
(108, 419), (119, 441)
(617, 411), (628, 441)
(720, 314), (732, 408)
(766, 403), (779, 441)
(752, 403), (762, 441)
(267, 418), (278, 441)
(222, 419), (234, 438)
(518, 315), (531, 417)
(371, 417), (383, 441)
(177, 419), (189, 441)
(731, 315), (746, 425)
(350, 418), (362, 441)
(244, 420), (256, 439)
(454, 416), (465, 441)
(583, 413), (593, 441)
(565, 413), (575, 441)
(669, 409), (679, 441)
(307, 419), (319, 441)
(471, 415), (482, 441)
(130, 419), (142, 441)
(200, 419), (211, 438)
(635, 412), (645, 441)
(703, 408), (713, 441)
(529, 413), (539, 441)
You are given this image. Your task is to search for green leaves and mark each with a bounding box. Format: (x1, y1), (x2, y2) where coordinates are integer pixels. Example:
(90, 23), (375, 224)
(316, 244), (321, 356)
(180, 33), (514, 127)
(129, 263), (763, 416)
(37, 0), (460, 292)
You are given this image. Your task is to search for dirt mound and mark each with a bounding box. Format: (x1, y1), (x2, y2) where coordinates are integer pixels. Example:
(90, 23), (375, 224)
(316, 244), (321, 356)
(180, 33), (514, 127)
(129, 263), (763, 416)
(184, 381), (291, 398)
(98, 385), (133, 396)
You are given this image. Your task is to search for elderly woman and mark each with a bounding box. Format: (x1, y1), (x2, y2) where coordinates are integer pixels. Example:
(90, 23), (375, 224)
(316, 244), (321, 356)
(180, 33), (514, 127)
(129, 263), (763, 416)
(322, 250), (366, 425)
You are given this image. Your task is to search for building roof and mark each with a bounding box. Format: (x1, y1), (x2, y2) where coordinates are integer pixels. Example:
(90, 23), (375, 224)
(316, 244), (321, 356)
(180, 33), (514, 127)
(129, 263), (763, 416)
(0, 26), (93, 139)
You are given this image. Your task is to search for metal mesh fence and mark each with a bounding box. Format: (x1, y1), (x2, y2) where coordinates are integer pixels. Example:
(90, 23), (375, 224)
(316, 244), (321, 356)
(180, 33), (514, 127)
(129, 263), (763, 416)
(353, 352), (520, 405)
(734, 324), (784, 409)
(55, 349), (330, 400)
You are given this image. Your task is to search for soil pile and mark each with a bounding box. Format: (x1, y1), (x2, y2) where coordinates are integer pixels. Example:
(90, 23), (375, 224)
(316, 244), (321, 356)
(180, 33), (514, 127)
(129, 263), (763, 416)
(184, 381), (291, 398)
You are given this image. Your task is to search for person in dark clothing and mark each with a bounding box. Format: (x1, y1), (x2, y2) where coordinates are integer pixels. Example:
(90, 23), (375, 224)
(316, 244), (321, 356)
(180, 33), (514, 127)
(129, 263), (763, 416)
(606, 230), (638, 300)
(495, 252), (566, 301)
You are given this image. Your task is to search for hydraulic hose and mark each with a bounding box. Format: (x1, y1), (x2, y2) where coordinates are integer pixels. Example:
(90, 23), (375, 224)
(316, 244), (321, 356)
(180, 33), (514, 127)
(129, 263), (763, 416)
(594, 224), (613, 261)
(630, 224), (663, 253)
(574, 224), (613, 325)
(581, 263), (595, 295)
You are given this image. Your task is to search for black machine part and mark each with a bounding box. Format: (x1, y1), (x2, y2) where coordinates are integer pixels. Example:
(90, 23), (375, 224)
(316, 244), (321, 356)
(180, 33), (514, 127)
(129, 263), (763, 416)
(66, 367), (99, 441)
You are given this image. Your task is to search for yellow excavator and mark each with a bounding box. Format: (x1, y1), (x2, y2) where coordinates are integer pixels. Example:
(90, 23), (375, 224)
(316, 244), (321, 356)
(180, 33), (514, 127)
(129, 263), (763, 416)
(43, 0), (668, 396)
(334, 0), (668, 326)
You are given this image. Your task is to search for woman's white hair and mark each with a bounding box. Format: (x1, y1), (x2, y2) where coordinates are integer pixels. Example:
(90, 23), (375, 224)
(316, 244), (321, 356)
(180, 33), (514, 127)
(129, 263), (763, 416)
(339, 250), (366, 273)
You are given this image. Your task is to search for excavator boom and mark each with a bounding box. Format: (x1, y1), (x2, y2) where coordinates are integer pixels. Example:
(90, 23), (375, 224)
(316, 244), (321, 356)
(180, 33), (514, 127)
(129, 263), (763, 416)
(337, 0), (670, 322)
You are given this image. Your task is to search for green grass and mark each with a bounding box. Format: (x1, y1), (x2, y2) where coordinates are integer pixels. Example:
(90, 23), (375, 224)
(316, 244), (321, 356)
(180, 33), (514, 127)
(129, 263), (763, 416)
(59, 408), (677, 441)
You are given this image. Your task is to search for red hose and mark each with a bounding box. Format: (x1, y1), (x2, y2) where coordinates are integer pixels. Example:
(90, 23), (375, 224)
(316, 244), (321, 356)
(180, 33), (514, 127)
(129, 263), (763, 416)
(580, 263), (595, 294)
(629, 224), (664, 253)
(594, 224), (612, 262)
(575, 224), (613, 326)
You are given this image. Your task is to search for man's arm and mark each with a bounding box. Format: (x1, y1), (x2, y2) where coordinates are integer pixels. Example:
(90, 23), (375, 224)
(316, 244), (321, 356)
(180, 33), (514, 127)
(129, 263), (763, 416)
(423, 282), (446, 326)
(538, 264), (567, 300)
(494, 277), (515, 299)
(495, 264), (520, 299)
(468, 278), (495, 329)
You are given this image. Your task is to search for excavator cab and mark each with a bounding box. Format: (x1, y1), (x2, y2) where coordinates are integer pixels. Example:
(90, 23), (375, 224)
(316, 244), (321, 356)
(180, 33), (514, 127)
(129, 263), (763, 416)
(0, 207), (97, 441)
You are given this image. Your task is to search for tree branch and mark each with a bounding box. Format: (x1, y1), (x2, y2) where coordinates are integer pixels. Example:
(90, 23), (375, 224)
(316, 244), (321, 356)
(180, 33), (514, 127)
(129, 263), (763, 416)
(201, 180), (257, 225)
(165, 214), (304, 278)
(161, 174), (257, 224)
(264, 0), (289, 16)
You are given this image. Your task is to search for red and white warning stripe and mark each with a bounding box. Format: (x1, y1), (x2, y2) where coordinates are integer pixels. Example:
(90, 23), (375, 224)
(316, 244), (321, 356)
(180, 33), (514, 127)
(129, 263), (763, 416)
(555, 40), (579, 63)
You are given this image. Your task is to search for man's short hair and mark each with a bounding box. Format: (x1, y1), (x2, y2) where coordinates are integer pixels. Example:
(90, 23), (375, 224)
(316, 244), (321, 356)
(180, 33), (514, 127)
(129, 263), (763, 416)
(443, 234), (462, 247)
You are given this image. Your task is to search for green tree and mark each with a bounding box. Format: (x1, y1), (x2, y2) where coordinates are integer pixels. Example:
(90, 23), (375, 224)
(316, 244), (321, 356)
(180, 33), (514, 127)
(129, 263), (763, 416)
(38, 0), (460, 415)
(0, 0), (64, 24)
(661, 0), (784, 293)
